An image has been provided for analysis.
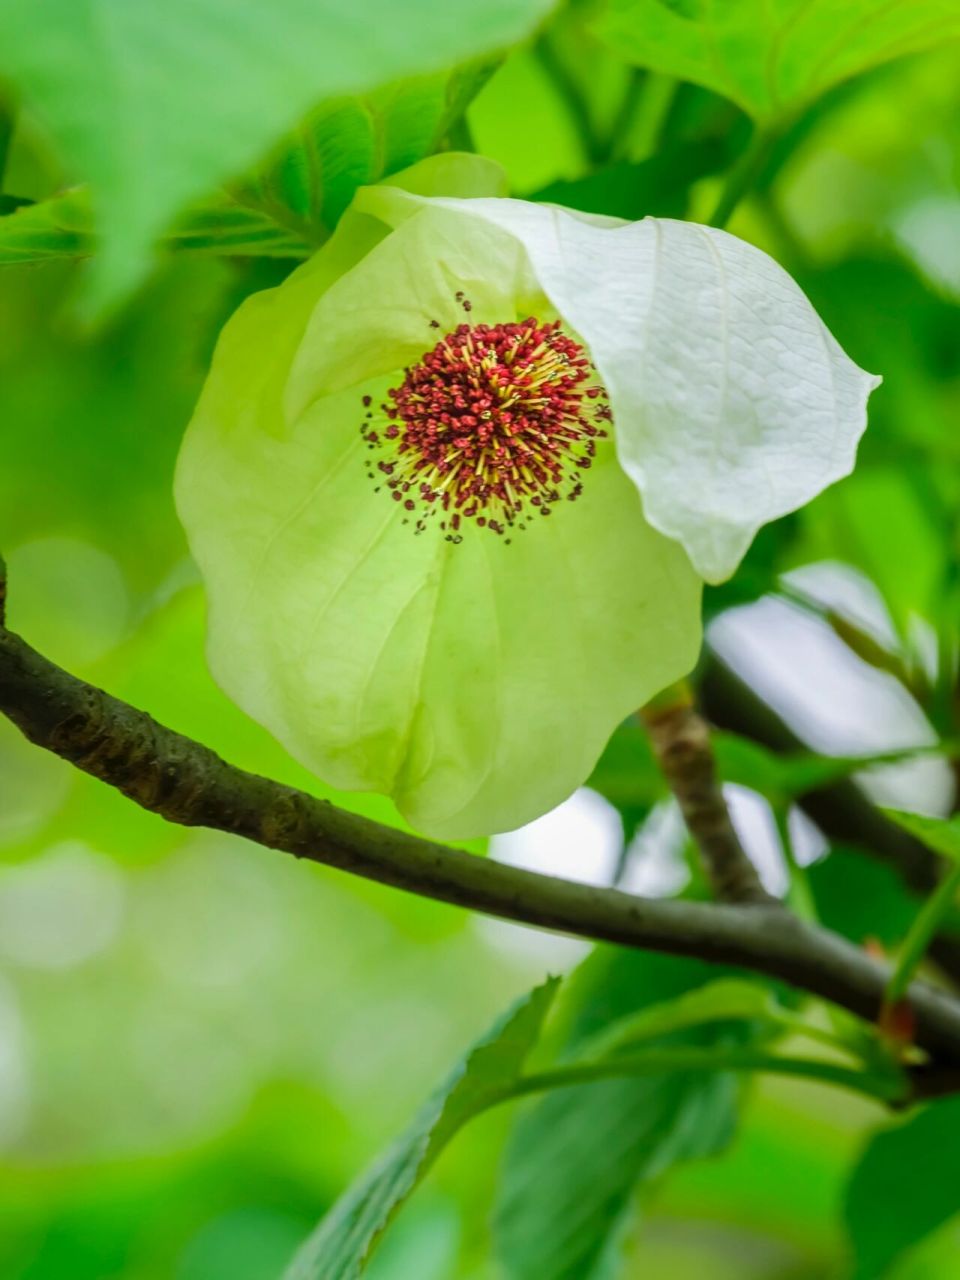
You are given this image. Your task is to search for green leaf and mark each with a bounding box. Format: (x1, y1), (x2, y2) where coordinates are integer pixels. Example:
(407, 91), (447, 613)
(0, 0), (551, 308)
(0, 189), (312, 265)
(0, 190), (87, 263)
(245, 61), (498, 234)
(712, 731), (955, 809)
(883, 809), (960, 865)
(284, 979), (559, 1280)
(845, 1097), (960, 1278)
(0, 64), (499, 270)
(167, 197), (313, 257)
(494, 952), (750, 1280)
(809, 847), (917, 949)
(499, 1073), (735, 1280)
(592, 0), (960, 123)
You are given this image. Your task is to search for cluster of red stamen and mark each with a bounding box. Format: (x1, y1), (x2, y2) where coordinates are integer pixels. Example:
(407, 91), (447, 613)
(360, 299), (610, 543)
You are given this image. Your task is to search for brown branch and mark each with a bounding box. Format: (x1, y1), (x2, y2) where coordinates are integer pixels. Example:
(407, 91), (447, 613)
(641, 690), (773, 904)
(4, 556), (960, 1086)
(699, 650), (960, 983)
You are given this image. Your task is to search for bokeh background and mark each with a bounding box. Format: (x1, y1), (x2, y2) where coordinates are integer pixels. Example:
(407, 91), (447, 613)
(2, 6), (960, 1278)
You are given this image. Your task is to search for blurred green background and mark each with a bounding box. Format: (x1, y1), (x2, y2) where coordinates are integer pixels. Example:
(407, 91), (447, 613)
(3, 2), (960, 1277)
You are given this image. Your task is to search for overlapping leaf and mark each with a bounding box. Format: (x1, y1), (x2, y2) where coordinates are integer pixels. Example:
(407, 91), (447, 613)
(494, 953), (756, 1280)
(0, 0), (551, 306)
(284, 980), (559, 1280)
(245, 62), (498, 234)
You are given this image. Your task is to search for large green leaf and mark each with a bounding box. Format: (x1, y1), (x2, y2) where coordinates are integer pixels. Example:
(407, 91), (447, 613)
(494, 952), (751, 1280)
(0, 0), (551, 307)
(284, 980), (559, 1280)
(592, 0), (960, 124)
(0, 64), (496, 267)
(845, 1097), (960, 1278)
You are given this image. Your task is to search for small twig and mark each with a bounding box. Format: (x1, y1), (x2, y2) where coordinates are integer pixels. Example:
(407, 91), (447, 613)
(641, 688), (774, 905)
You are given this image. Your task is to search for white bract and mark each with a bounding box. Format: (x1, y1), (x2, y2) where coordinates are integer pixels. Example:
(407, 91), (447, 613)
(176, 154), (879, 839)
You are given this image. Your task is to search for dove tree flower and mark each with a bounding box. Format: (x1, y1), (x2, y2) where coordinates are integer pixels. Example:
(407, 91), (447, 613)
(175, 153), (879, 840)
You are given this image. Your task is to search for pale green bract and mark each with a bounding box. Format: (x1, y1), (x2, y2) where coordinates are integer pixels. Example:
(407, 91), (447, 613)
(176, 152), (878, 839)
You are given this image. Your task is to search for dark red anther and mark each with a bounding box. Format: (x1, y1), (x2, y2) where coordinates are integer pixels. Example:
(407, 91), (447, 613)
(359, 311), (609, 539)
